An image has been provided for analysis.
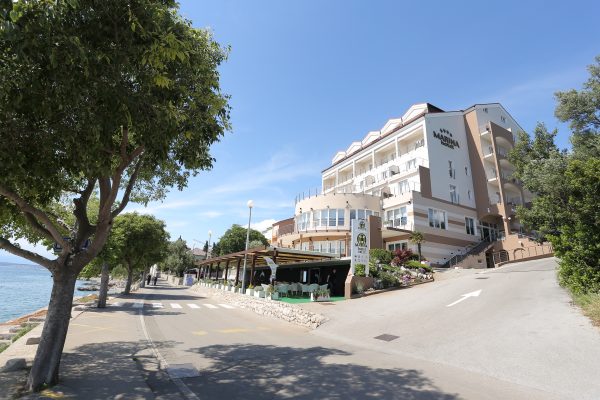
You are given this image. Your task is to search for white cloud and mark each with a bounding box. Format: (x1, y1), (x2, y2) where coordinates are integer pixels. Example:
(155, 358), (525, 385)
(245, 218), (277, 234)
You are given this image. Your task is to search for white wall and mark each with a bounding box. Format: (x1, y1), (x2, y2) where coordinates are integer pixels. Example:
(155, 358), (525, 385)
(424, 113), (476, 209)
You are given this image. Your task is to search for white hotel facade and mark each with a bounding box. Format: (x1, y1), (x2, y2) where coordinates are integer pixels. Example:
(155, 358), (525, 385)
(272, 102), (540, 267)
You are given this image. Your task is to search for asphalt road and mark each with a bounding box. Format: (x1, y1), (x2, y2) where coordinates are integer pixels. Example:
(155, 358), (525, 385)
(136, 257), (599, 400)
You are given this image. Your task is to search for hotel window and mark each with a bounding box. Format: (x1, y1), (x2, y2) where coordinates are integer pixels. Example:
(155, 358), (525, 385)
(449, 185), (457, 204)
(406, 158), (416, 170)
(387, 242), (408, 251)
(357, 209), (366, 220)
(414, 139), (424, 150)
(428, 208), (446, 229)
(312, 210), (319, 228)
(386, 207), (407, 227)
(350, 209), (356, 220)
(320, 210), (328, 227)
(468, 190), (472, 200)
(465, 217), (476, 235)
(448, 161), (455, 179)
(398, 179), (410, 194)
(328, 208), (337, 227)
(337, 209), (345, 226)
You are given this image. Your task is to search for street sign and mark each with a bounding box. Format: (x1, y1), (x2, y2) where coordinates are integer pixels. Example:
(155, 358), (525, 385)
(350, 218), (369, 275)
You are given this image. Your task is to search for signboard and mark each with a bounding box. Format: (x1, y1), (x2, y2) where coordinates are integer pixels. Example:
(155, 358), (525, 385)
(350, 218), (370, 275)
(433, 128), (459, 149)
(263, 257), (278, 282)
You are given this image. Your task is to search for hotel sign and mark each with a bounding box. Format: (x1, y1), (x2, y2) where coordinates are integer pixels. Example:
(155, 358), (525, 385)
(433, 128), (459, 149)
(351, 219), (370, 275)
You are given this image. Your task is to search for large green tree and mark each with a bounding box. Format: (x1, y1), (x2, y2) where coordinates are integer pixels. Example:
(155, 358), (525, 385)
(214, 224), (269, 256)
(0, 0), (229, 391)
(509, 56), (600, 295)
(110, 213), (169, 294)
(161, 237), (195, 277)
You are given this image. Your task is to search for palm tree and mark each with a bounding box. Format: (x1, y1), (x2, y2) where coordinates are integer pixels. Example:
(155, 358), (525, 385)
(409, 231), (425, 261)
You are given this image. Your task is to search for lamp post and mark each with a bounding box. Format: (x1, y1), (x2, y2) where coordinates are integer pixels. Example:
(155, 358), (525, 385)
(206, 230), (212, 260)
(241, 200), (254, 294)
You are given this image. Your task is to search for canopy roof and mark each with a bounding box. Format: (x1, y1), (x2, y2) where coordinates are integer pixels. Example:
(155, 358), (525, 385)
(195, 246), (338, 267)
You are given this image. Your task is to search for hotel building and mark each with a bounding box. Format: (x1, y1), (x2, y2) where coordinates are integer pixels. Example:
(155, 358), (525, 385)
(272, 102), (549, 267)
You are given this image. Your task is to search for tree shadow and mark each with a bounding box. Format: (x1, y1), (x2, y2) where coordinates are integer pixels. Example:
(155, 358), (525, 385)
(184, 344), (462, 399)
(51, 340), (180, 399)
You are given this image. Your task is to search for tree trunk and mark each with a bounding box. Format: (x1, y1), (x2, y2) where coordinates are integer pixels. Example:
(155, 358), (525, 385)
(27, 268), (77, 391)
(97, 262), (110, 308)
(124, 267), (133, 294)
(418, 244), (422, 261)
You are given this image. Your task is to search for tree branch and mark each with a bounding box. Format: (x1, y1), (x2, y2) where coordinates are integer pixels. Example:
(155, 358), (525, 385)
(0, 184), (69, 249)
(22, 212), (54, 242)
(120, 126), (129, 162)
(0, 236), (55, 271)
(111, 156), (143, 218)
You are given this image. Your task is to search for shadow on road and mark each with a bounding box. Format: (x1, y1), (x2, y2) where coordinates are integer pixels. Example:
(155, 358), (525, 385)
(183, 344), (461, 400)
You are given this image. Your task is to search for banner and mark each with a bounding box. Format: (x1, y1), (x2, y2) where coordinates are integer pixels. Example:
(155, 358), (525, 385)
(350, 218), (369, 275)
(263, 256), (278, 281)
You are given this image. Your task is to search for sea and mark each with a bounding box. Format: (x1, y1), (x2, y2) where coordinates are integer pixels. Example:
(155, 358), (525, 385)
(0, 262), (91, 323)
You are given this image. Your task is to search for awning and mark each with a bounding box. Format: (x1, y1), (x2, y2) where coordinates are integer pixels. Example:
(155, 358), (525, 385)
(195, 245), (339, 267)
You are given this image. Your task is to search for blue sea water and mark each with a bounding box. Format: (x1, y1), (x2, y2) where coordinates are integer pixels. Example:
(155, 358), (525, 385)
(0, 262), (91, 323)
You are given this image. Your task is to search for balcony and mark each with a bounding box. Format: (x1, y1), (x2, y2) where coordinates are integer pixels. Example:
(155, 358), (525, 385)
(383, 217), (408, 229)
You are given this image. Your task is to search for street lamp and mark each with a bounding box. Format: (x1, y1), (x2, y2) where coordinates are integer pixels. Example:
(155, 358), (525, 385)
(206, 230), (212, 260)
(241, 200), (254, 294)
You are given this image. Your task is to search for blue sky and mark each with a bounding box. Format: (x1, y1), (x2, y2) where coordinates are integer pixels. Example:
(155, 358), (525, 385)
(2, 0), (600, 262)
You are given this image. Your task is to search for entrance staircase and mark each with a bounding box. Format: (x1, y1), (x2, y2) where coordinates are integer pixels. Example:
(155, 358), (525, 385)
(441, 240), (495, 268)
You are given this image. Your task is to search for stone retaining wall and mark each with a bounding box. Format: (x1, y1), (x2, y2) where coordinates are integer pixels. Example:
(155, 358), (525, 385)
(191, 285), (327, 329)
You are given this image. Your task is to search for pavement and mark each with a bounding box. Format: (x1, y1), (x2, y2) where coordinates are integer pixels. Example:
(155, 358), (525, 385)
(1, 258), (598, 399)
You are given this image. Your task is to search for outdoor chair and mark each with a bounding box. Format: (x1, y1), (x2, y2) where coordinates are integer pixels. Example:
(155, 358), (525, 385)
(308, 283), (319, 294)
(277, 284), (288, 297)
(301, 284), (310, 297)
(319, 284), (329, 294)
(290, 283), (300, 296)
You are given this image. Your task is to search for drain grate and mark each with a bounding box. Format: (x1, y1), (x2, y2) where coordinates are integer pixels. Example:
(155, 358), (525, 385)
(374, 334), (399, 342)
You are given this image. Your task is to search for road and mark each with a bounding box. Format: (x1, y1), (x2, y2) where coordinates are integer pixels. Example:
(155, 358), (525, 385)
(133, 258), (599, 399)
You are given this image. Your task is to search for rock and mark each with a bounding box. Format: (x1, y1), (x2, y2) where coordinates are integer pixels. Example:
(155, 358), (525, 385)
(27, 317), (46, 323)
(1, 358), (27, 372)
(26, 337), (40, 345)
(9, 326), (22, 333)
(0, 333), (15, 340)
(0, 339), (11, 346)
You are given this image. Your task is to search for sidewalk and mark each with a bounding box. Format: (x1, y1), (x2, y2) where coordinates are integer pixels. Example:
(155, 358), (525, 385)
(2, 281), (185, 399)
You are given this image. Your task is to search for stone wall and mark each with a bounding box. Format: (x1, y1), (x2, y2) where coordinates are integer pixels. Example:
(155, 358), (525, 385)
(191, 285), (327, 329)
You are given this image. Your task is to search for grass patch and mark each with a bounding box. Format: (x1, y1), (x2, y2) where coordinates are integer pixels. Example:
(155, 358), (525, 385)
(11, 324), (36, 343)
(571, 292), (600, 327)
(77, 294), (99, 303)
(0, 342), (8, 353)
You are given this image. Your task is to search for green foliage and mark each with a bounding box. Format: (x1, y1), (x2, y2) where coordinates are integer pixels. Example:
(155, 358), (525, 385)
(161, 237), (195, 277)
(354, 263), (366, 277)
(213, 225), (269, 256)
(369, 249), (392, 265)
(571, 291), (600, 327)
(0, 0), (230, 268)
(391, 249), (414, 266)
(510, 56), (600, 295)
(110, 213), (170, 274)
(405, 260), (433, 272)
(379, 271), (398, 288)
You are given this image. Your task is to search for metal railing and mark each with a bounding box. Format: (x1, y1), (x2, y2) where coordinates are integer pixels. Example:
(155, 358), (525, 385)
(441, 239), (495, 268)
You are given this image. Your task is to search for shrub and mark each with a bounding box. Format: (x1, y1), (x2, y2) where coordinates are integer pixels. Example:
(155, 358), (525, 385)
(392, 249), (414, 266)
(370, 248), (392, 265)
(379, 271), (398, 288)
(405, 260), (433, 272)
(558, 259), (600, 295)
(354, 263), (366, 277)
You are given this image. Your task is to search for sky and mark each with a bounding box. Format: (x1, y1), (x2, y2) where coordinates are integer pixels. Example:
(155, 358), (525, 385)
(2, 0), (600, 263)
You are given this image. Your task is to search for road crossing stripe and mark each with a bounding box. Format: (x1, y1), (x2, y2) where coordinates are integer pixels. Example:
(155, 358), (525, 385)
(203, 304), (218, 309)
(187, 304), (200, 309)
(152, 303), (163, 308)
(132, 302), (144, 309)
(218, 304), (235, 309)
(170, 303), (182, 309)
(111, 302), (122, 307)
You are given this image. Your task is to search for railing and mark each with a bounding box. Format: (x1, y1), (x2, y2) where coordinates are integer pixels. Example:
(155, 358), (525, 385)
(441, 239), (495, 268)
(383, 217), (408, 229)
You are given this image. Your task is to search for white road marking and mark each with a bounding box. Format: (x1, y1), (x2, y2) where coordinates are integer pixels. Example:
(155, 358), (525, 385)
(111, 302), (122, 307)
(152, 302), (163, 308)
(132, 302), (144, 309)
(203, 304), (218, 309)
(218, 304), (235, 309)
(187, 304), (200, 309)
(446, 290), (482, 307)
(170, 303), (182, 309)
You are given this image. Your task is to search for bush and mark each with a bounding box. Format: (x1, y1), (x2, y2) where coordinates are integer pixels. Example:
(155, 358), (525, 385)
(354, 263), (366, 277)
(405, 260), (433, 272)
(379, 271), (398, 288)
(558, 259), (600, 295)
(370, 248), (392, 265)
(392, 249), (413, 266)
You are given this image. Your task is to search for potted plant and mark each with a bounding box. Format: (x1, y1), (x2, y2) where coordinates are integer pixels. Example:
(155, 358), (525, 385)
(265, 284), (279, 300)
(311, 288), (330, 302)
(234, 282), (241, 293)
(247, 284), (255, 296)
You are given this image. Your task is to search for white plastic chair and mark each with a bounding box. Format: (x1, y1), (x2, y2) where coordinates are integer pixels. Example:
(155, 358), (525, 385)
(308, 283), (319, 294)
(301, 284), (310, 297)
(277, 284), (288, 297)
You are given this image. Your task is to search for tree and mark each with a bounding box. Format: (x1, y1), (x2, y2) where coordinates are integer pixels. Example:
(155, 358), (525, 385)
(110, 213), (169, 294)
(0, 1), (230, 391)
(161, 238), (195, 277)
(214, 225), (269, 256)
(509, 56), (600, 295)
(409, 231), (425, 261)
